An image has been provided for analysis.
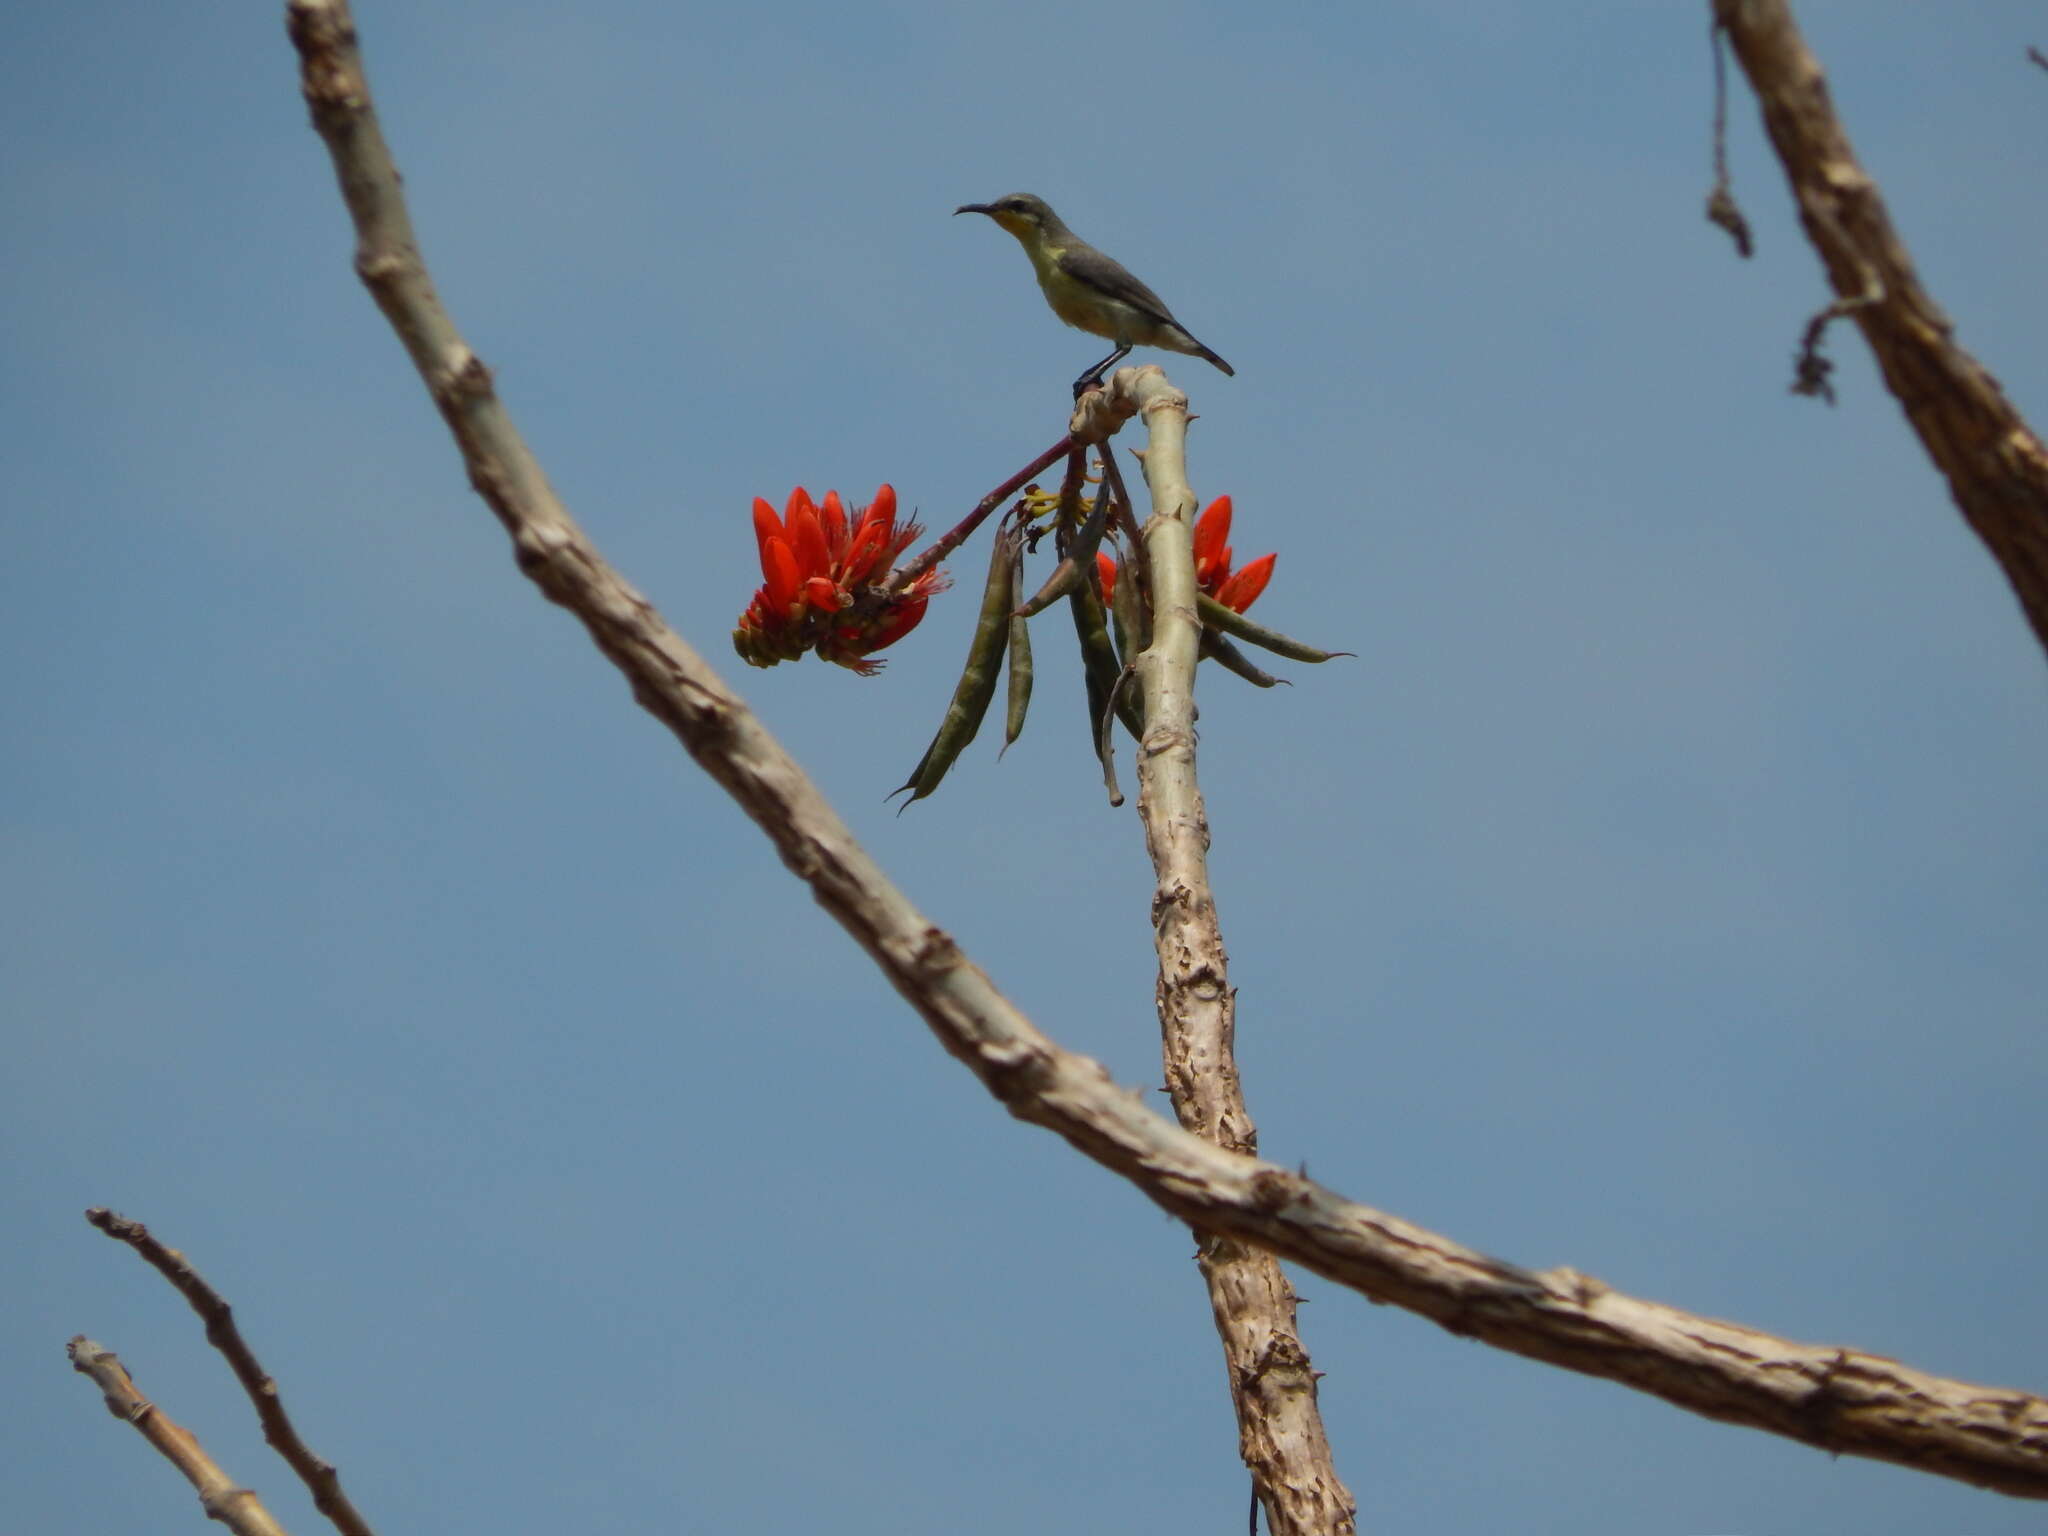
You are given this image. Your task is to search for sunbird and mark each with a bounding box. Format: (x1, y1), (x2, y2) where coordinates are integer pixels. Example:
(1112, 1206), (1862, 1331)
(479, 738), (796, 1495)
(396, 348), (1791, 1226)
(954, 192), (1234, 394)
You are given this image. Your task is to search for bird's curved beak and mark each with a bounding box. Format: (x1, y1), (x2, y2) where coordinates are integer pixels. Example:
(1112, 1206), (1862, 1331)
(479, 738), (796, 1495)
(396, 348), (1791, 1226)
(954, 203), (993, 217)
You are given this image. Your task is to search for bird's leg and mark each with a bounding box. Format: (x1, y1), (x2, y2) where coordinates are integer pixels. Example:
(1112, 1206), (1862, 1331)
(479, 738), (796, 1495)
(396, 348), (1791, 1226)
(1072, 343), (1132, 398)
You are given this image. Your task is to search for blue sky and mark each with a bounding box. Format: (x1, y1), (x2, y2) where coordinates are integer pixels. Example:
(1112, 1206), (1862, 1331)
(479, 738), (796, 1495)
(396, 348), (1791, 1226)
(7, 3), (2048, 1533)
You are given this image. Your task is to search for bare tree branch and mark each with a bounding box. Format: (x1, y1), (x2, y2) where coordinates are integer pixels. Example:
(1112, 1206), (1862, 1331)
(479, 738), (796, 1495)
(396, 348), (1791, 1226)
(1712, 0), (2048, 657)
(1123, 376), (1354, 1536)
(69, 1335), (298, 1536)
(285, 0), (2048, 1500)
(84, 1210), (378, 1536)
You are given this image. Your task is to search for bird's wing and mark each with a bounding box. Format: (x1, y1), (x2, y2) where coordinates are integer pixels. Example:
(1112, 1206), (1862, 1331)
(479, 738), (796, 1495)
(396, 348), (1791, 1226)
(1057, 245), (1182, 327)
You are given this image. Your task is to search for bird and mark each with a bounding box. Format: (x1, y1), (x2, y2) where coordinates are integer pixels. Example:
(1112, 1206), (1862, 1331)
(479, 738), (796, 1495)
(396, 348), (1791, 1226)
(953, 192), (1233, 395)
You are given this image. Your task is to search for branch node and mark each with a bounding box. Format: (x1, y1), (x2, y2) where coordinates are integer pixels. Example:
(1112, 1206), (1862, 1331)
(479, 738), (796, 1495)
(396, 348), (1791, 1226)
(430, 348), (491, 408)
(1247, 1169), (1299, 1214)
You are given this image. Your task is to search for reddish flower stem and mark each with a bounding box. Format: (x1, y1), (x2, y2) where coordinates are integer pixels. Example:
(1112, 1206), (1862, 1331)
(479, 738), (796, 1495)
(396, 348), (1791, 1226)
(890, 433), (1076, 594)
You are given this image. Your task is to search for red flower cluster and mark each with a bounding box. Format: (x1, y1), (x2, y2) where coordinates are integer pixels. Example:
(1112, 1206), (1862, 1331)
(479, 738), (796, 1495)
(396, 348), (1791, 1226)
(1095, 495), (1276, 614)
(733, 486), (945, 674)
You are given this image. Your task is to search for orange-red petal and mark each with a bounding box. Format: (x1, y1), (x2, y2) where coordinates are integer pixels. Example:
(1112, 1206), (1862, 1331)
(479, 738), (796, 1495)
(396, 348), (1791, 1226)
(868, 484), (897, 529)
(1095, 550), (1118, 603)
(752, 497), (783, 557)
(803, 575), (843, 611)
(761, 536), (801, 612)
(788, 501), (832, 579)
(819, 490), (849, 558)
(866, 595), (928, 651)
(842, 512), (889, 585)
(1192, 495), (1232, 577)
(1215, 552), (1275, 613)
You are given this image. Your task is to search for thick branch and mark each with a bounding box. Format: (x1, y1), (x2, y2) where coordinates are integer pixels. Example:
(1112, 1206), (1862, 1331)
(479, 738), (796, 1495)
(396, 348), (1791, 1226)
(287, 0), (2048, 1498)
(69, 1336), (297, 1536)
(1125, 369), (1354, 1536)
(1714, 0), (2048, 657)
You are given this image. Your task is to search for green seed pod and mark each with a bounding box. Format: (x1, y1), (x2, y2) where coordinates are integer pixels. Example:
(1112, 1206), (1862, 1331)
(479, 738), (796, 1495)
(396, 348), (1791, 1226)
(1197, 593), (1351, 663)
(1201, 631), (1285, 688)
(1001, 536), (1033, 753)
(890, 523), (1020, 806)
(1107, 546), (1149, 667)
(1070, 581), (1143, 742)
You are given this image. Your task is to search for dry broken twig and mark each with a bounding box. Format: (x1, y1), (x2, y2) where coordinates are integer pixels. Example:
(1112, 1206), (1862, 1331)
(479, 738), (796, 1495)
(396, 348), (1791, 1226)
(85, 1209), (377, 1536)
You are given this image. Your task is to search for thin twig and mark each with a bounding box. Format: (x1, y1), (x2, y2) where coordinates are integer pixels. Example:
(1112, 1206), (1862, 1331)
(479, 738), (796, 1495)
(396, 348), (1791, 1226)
(286, 0), (2048, 1498)
(892, 435), (1072, 595)
(69, 1335), (297, 1536)
(1704, 18), (1755, 257)
(86, 1210), (377, 1536)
